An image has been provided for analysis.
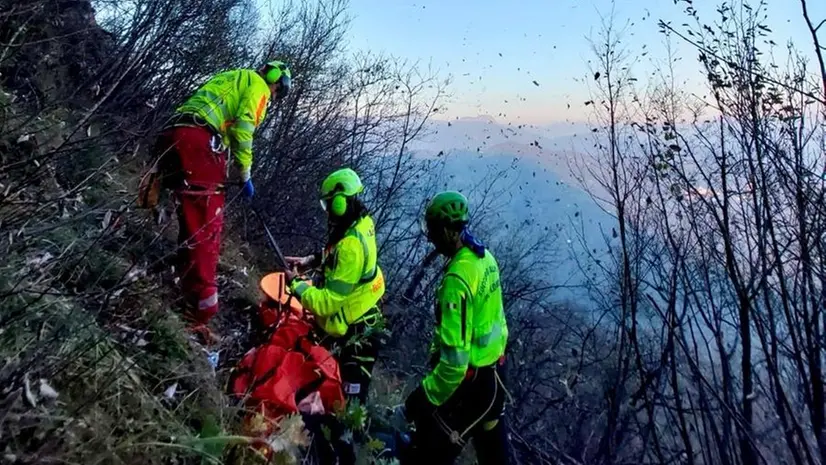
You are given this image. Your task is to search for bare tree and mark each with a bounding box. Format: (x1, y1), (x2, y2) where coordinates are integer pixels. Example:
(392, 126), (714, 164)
(575, 1), (826, 464)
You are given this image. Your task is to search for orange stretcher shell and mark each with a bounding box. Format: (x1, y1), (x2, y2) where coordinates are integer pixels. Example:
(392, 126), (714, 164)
(260, 272), (303, 307)
(258, 272), (314, 327)
(260, 272), (297, 305)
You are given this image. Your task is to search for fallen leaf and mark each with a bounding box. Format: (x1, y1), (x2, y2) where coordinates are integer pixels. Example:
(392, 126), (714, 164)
(125, 268), (147, 283)
(163, 383), (178, 399)
(26, 252), (53, 268)
(39, 379), (58, 400)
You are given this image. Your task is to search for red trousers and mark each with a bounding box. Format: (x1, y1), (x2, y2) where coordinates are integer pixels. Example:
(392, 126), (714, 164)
(155, 125), (227, 324)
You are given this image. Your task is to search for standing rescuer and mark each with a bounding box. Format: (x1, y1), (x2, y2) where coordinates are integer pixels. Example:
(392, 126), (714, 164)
(284, 167), (386, 465)
(402, 191), (511, 465)
(151, 60), (292, 339)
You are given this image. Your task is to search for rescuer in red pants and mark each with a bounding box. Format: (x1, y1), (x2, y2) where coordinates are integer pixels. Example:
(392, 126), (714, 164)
(155, 125), (228, 328)
(149, 61), (292, 342)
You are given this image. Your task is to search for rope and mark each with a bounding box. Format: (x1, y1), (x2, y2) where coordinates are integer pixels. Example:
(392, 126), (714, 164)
(431, 365), (507, 446)
(496, 368), (515, 407)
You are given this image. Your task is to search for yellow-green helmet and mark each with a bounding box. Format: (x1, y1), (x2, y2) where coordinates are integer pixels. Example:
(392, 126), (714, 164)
(320, 168), (364, 216)
(263, 60), (292, 99)
(320, 168), (363, 199)
(425, 191), (469, 226)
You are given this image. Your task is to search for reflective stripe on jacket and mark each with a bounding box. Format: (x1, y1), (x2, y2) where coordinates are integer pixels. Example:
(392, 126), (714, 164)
(423, 247), (509, 406)
(175, 69), (271, 175)
(291, 215), (385, 337)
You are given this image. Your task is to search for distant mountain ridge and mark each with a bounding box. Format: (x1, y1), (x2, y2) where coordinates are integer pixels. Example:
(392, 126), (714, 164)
(400, 116), (619, 305)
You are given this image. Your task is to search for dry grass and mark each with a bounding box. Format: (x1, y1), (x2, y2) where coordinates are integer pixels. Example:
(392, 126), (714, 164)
(0, 126), (255, 463)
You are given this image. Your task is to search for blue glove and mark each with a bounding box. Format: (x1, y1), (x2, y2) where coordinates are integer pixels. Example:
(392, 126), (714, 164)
(242, 178), (255, 199)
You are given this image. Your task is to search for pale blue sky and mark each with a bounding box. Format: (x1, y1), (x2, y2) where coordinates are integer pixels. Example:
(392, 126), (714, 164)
(341, 0), (824, 124)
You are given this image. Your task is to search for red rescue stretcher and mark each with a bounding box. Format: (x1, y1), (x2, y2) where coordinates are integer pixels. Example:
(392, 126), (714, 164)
(228, 271), (345, 458)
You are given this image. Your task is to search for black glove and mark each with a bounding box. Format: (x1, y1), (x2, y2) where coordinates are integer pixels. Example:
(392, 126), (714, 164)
(311, 251), (323, 267)
(404, 386), (434, 423)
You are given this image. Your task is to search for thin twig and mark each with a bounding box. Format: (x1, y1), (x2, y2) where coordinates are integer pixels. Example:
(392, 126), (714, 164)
(659, 21), (826, 106)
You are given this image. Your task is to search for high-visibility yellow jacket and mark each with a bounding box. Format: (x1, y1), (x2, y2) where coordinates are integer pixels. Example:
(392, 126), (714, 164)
(423, 247), (509, 406)
(291, 215), (385, 337)
(176, 69), (271, 176)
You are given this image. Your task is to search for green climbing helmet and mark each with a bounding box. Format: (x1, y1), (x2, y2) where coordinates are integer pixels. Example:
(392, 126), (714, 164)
(425, 191), (470, 226)
(263, 60), (292, 99)
(320, 168), (364, 199)
(320, 168), (364, 217)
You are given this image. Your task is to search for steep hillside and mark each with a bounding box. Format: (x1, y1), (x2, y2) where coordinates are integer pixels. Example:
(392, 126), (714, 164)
(12, 0), (816, 464)
(0, 2), (480, 464)
(0, 2), (307, 463)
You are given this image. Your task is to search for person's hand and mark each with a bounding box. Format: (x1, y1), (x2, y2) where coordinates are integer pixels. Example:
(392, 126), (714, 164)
(241, 178), (255, 199)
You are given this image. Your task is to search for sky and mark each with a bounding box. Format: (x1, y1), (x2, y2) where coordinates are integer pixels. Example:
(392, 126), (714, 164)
(342, 0), (825, 124)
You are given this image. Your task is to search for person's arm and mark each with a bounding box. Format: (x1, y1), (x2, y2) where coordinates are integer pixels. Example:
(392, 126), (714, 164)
(290, 236), (363, 318)
(228, 73), (270, 179)
(421, 273), (473, 406)
(286, 251), (322, 269)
